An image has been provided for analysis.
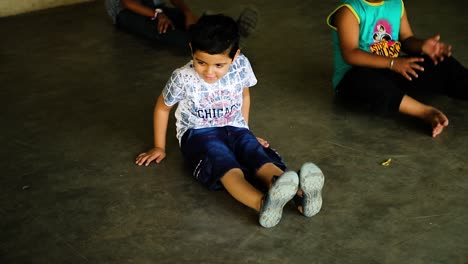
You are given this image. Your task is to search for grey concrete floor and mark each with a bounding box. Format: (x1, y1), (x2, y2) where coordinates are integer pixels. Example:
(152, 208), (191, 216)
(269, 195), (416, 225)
(1, 0), (468, 263)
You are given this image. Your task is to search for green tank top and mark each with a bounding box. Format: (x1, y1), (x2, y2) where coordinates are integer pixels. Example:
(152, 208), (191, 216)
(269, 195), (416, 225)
(326, 0), (404, 88)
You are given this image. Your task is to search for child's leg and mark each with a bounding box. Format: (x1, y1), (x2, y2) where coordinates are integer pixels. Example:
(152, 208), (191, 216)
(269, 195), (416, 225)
(336, 67), (406, 115)
(220, 165), (298, 228)
(413, 56), (468, 100)
(220, 168), (263, 211)
(399, 55), (468, 137)
(397, 55), (468, 137)
(224, 127), (299, 227)
(228, 127), (287, 182)
(254, 163), (285, 188)
(337, 67), (449, 137)
(399, 95), (449, 138)
(180, 127), (246, 191)
(181, 127), (295, 227)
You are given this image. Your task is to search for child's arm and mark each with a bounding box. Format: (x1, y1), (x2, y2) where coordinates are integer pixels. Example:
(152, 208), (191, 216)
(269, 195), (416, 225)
(242, 87), (250, 125)
(135, 94), (173, 166)
(335, 7), (424, 81)
(242, 87), (270, 148)
(399, 9), (452, 65)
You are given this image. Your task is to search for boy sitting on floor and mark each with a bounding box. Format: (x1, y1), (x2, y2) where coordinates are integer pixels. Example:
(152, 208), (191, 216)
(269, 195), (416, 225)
(136, 14), (325, 228)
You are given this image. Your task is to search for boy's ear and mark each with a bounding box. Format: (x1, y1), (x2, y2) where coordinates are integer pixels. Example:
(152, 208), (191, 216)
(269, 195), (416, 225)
(233, 49), (241, 61)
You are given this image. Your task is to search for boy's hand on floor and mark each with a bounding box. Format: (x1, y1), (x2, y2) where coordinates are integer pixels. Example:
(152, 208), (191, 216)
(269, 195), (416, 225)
(256, 137), (270, 148)
(135, 147), (166, 166)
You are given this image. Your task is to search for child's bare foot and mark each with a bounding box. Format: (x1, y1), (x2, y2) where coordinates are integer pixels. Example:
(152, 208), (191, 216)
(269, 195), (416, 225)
(423, 107), (449, 137)
(399, 96), (449, 138)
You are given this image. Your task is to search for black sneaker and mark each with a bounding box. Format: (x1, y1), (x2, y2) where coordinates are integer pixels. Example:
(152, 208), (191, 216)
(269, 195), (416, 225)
(237, 7), (258, 38)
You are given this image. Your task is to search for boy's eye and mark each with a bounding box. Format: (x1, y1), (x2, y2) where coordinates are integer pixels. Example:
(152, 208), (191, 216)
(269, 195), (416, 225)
(216, 64), (224, 68)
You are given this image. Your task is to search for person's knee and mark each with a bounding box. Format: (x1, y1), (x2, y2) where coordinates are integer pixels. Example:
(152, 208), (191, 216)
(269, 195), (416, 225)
(220, 168), (245, 183)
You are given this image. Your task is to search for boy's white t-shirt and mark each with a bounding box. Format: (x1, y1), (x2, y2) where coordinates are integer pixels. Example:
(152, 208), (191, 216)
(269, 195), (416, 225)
(162, 53), (257, 144)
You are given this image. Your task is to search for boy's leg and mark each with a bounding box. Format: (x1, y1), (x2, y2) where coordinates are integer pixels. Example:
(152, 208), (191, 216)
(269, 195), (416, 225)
(182, 131), (265, 210)
(181, 127), (244, 191)
(226, 127), (300, 227)
(227, 127), (287, 184)
(255, 163), (285, 188)
(220, 168), (299, 228)
(182, 128), (296, 228)
(181, 127), (283, 193)
(220, 168), (263, 211)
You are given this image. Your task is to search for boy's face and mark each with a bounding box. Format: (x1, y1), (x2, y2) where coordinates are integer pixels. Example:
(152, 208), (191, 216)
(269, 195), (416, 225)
(192, 49), (240, 84)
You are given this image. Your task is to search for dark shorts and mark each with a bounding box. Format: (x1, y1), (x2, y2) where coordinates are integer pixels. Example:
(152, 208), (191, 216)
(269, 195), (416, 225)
(180, 126), (287, 191)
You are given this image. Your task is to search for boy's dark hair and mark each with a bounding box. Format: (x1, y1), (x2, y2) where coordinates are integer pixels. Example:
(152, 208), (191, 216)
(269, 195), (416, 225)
(189, 14), (240, 59)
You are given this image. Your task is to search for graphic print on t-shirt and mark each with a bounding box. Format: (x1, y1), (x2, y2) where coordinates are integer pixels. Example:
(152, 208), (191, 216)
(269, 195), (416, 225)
(194, 87), (241, 124)
(369, 19), (401, 58)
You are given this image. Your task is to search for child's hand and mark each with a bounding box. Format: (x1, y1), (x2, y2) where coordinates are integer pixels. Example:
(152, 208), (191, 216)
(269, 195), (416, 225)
(422, 35), (452, 65)
(256, 137), (270, 148)
(391, 57), (425, 81)
(157, 14), (175, 34)
(135, 147), (166, 166)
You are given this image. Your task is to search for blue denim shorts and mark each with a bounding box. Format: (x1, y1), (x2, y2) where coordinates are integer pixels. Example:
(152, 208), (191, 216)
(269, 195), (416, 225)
(180, 126), (287, 191)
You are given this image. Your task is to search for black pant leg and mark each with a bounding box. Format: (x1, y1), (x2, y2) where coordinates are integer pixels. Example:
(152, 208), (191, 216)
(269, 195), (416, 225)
(335, 67), (406, 115)
(412, 56), (468, 99)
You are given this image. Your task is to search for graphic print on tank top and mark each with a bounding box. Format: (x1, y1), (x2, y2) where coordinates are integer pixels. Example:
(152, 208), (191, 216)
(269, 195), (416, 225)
(369, 19), (401, 58)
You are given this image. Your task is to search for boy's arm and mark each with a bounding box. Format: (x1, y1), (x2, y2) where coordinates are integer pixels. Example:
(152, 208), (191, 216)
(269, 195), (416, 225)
(241, 87), (269, 147)
(153, 94), (172, 151)
(136, 94), (173, 166)
(241, 87), (250, 125)
(334, 6), (423, 80)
